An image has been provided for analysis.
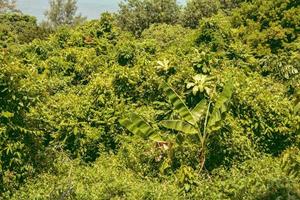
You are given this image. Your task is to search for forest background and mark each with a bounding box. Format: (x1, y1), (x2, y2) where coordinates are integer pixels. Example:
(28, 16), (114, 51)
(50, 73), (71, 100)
(0, 0), (299, 199)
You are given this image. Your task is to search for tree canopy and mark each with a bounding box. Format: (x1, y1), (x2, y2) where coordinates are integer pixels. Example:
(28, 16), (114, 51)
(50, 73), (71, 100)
(0, 0), (18, 13)
(44, 0), (86, 28)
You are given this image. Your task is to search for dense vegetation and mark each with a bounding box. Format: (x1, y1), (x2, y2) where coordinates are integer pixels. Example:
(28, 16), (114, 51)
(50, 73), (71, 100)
(0, 0), (299, 199)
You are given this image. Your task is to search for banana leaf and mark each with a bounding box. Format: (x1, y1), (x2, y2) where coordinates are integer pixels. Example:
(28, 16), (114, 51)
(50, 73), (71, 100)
(119, 112), (155, 139)
(161, 120), (197, 134)
(162, 82), (196, 125)
(191, 99), (207, 121)
(207, 80), (234, 131)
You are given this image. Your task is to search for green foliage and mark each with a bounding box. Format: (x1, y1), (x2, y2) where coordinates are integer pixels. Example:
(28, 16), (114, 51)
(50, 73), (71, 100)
(281, 147), (300, 178)
(219, 0), (248, 10)
(230, 0), (300, 60)
(11, 154), (181, 200)
(195, 16), (232, 52)
(181, 0), (220, 28)
(0, 54), (52, 196)
(117, 0), (180, 36)
(1, 0), (300, 199)
(191, 49), (221, 74)
(231, 70), (299, 155)
(10, 154), (300, 200)
(116, 41), (136, 66)
(0, 13), (50, 47)
(191, 156), (300, 199)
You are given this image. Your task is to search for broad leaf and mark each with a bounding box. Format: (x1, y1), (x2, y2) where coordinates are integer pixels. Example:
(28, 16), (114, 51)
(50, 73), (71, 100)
(161, 120), (197, 134)
(191, 99), (207, 121)
(207, 80), (234, 131)
(119, 112), (155, 139)
(149, 133), (163, 142)
(162, 82), (196, 125)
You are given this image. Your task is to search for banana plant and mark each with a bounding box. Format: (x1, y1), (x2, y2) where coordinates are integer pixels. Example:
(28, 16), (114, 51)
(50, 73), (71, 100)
(160, 80), (234, 170)
(119, 79), (234, 171)
(119, 112), (172, 173)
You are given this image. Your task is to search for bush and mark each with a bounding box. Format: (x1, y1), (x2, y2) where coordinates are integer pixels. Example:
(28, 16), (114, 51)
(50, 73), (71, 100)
(11, 154), (181, 200)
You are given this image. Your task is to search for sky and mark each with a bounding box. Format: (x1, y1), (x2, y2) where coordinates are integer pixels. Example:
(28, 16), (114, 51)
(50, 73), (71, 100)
(16, 0), (187, 21)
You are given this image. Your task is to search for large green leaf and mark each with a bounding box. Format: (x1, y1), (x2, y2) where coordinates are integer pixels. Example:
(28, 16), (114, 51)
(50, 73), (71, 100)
(207, 80), (234, 132)
(119, 112), (155, 139)
(191, 99), (207, 121)
(162, 82), (196, 125)
(160, 120), (198, 134)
